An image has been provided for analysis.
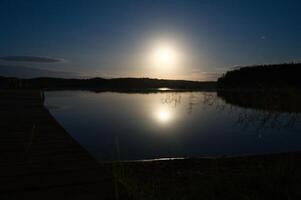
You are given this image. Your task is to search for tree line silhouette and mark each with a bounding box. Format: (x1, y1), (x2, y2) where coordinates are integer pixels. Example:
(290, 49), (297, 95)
(0, 76), (216, 91)
(2, 63), (300, 91)
(217, 63), (301, 89)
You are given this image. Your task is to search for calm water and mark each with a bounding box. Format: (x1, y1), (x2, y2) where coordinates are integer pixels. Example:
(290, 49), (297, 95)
(45, 91), (301, 161)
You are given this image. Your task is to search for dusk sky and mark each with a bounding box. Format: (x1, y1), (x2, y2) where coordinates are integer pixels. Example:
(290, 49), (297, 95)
(0, 0), (300, 80)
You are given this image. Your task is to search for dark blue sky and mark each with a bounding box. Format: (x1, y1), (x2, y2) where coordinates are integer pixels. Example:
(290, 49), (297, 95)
(0, 0), (300, 80)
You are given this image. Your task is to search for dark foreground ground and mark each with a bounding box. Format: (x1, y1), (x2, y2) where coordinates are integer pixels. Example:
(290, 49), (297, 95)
(0, 90), (127, 200)
(1, 90), (301, 200)
(115, 153), (301, 200)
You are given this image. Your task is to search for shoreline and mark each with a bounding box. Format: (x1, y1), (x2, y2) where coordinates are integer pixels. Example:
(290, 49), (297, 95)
(111, 152), (301, 199)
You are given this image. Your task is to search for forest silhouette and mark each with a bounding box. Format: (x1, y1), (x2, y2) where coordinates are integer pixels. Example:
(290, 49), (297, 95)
(218, 63), (301, 89)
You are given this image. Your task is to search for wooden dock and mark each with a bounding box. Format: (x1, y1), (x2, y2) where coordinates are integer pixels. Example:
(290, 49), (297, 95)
(0, 90), (124, 199)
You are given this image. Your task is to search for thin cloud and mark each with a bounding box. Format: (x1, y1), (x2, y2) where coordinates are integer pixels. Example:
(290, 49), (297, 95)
(0, 56), (64, 63)
(190, 69), (222, 81)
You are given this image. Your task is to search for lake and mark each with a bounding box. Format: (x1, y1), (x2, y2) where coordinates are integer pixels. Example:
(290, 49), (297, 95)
(45, 90), (301, 161)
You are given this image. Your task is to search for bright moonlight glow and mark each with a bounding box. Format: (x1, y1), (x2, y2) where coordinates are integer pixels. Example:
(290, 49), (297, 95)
(158, 110), (171, 122)
(145, 39), (185, 78)
(151, 44), (178, 68)
(154, 108), (173, 124)
(155, 46), (174, 63)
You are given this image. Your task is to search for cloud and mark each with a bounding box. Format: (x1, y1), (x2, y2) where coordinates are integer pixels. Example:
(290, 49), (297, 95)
(187, 69), (222, 81)
(0, 64), (81, 78)
(0, 56), (64, 63)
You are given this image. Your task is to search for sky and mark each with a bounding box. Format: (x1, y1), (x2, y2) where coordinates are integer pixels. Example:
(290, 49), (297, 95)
(0, 0), (300, 80)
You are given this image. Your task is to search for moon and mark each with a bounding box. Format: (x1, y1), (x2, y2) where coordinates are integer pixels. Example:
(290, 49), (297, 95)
(152, 44), (177, 67)
(145, 40), (183, 78)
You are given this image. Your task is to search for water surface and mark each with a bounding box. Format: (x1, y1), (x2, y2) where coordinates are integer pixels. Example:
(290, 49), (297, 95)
(45, 91), (301, 161)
